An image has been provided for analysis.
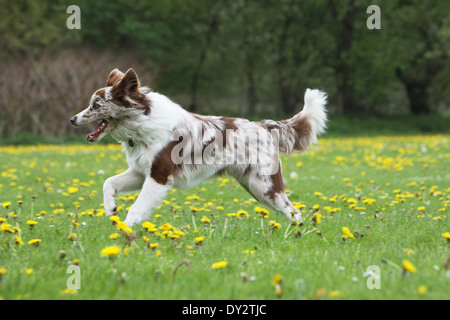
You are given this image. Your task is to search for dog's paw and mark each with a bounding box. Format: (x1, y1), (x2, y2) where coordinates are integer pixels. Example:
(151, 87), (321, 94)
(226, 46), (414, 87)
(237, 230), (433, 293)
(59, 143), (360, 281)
(104, 198), (117, 217)
(123, 215), (139, 228)
(292, 212), (303, 224)
(123, 209), (148, 227)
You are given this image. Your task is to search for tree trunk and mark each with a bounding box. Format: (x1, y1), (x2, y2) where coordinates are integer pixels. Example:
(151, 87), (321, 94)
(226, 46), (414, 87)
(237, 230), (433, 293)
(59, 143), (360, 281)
(329, 0), (358, 114)
(396, 55), (446, 114)
(396, 68), (432, 114)
(275, 4), (296, 115)
(405, 83), (431, 114)
(337, 70), (356, 114)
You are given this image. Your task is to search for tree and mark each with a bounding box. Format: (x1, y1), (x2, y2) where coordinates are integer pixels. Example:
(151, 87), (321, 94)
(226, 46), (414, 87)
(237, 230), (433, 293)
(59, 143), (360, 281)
(390, 0), (449, 114)
(326, 0), (363, 114)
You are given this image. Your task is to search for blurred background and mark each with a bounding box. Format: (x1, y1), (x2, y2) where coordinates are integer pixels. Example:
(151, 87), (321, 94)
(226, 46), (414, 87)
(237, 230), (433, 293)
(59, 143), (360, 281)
(0, 0), (449, 143)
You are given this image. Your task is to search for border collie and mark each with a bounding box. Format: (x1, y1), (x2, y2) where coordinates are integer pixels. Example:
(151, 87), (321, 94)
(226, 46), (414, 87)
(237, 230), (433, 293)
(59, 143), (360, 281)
(70, 68), (327, 227)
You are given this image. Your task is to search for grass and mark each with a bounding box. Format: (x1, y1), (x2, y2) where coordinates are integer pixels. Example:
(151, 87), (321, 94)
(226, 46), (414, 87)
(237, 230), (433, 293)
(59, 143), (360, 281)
(1, 114), (449, 146)
(0, 135), (449, 300)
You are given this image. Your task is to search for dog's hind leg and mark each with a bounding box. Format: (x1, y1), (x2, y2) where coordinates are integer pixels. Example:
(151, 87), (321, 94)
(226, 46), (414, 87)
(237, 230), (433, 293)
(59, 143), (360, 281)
(123, 177), (172, 227)
(231, 163), (302, 223)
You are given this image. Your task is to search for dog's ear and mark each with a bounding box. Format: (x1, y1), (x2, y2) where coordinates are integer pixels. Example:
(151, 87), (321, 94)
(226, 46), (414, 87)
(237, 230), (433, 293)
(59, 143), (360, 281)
(107, 68), (125, 87)
(112, 68), (141, 99)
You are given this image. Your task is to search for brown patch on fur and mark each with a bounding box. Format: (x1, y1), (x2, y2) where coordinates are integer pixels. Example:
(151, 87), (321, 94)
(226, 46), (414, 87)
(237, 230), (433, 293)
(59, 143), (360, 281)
(111, 69), (141, 99)
(134, 95), (151, 115)
(109, 68), (151, 115)
(284, 116), (311, 152)
(150, 140), (183, 185)
(219, 117), (238, 148)
(95, 89), (106, 99)
(107, 69), (125, 87)
(264, 162), (285, 200)
(151, 115), (241, 185)
(260, 116), (312, 154)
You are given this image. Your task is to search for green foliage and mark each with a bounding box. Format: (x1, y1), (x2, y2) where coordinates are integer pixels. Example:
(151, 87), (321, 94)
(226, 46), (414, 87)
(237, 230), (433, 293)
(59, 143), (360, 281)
(0, 0), (80, 58)
(1, 0), (449, 127)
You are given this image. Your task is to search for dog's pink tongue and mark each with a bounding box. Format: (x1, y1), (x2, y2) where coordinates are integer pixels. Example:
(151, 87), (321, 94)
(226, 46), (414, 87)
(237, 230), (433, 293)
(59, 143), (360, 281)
(86, 120), (107, 142)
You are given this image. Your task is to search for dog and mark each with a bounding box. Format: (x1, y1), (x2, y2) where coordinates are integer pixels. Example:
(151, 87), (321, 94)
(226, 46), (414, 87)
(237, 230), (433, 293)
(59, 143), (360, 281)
(70, 68), (327, 227)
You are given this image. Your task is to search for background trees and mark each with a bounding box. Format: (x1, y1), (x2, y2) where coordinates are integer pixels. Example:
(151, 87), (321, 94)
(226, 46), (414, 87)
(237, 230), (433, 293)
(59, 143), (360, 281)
(0, 0), (449, 137)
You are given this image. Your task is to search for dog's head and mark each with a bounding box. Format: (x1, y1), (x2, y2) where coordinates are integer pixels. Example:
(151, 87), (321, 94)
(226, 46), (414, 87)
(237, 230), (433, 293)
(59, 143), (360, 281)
(70, 68), (150, 142)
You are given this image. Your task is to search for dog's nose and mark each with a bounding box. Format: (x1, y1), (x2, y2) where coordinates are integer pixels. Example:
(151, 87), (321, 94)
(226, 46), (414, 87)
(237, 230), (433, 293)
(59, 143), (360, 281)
(70, 116), (77, 126)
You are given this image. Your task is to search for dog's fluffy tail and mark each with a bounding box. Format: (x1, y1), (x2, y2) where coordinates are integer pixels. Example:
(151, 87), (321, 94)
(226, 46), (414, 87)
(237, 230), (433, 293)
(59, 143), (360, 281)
(262, 89), (327, 155)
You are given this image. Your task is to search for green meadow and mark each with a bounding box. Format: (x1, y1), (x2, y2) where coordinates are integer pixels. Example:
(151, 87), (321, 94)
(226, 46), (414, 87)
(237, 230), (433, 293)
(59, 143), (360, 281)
(0, 135), (449, 300)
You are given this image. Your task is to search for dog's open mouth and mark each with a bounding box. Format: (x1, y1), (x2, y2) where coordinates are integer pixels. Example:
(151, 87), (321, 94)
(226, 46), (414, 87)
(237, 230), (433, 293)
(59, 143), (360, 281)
(86, 120), (108, 142)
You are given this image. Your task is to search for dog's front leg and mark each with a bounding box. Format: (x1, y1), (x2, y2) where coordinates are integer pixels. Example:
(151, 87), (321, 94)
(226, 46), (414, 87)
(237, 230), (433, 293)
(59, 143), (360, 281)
(123, 177), (172, 227)
(103, 169), (145, 217)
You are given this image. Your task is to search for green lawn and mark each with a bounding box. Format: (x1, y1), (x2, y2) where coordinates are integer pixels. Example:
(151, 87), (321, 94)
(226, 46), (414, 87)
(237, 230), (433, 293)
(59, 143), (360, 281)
(0, 135), (449, 300)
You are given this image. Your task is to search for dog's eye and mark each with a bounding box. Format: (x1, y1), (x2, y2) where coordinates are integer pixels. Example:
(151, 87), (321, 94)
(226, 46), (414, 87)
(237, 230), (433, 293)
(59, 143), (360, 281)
(92, 103), (100, 110)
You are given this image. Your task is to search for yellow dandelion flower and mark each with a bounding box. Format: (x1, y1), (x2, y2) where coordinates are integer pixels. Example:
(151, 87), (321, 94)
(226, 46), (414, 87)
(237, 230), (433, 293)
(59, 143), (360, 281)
(211, 261), (227, 269)
(2, 202), (12, 208)
(100, 245), (121, 258)
(159, 223), (173, 231)
(116, 221), (128, 230)
(313, 212), (322, 224)
(26, 220), (38, 227)
(417, 285), (427, 295)
(67, 233), (78, 241)
(200, 216), (211, 224)
(68, 187), (78, 194)
(1, 222), (14, 233)
(269, 220), (281, 229)
(402, 259), (417, 273)
(142, 221), (156, 231)
(342, 226), (354, 240)
(148, 243), (159, 250)
(109, 216), (120, 223)
(71, 220), (80, 227)
(109, 233), (120, 240)
(122, 227), (133, 234)
(14, 235), (24, 245)
(255, 207), (269, 217)
(61, 288), (78, 295)
(442, 232), (450, 241)
(237, 209), (249, 218)
(195, 236), (205, 243)
(168, 233), (181, 240)
(272, 273), (282, 285)
(363, 198), (376, 205)
(28, 239), (42, 247)
(330, 290), (341, 298)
